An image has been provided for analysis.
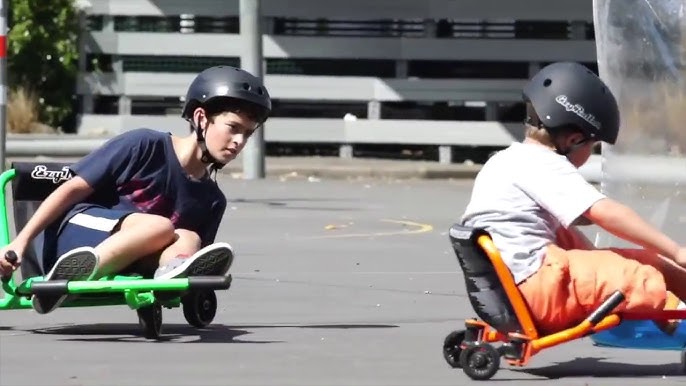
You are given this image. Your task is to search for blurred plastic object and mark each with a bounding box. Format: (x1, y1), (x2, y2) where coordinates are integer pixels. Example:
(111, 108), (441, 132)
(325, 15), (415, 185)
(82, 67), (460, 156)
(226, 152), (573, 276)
(592, 0), (686, 350)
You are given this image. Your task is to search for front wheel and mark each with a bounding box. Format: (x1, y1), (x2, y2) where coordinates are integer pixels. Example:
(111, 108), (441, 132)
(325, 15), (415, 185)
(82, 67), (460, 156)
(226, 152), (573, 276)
(459, 343), (501, 381)
(182, 290), (217, 329)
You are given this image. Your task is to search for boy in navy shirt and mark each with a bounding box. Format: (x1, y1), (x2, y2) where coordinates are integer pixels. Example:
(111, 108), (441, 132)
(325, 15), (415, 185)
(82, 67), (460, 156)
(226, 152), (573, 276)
(0, 65), (272, 314)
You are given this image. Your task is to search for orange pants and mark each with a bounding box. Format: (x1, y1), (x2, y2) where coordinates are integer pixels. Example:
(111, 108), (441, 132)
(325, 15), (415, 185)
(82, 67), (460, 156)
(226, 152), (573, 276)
(517, 227), (676, 334)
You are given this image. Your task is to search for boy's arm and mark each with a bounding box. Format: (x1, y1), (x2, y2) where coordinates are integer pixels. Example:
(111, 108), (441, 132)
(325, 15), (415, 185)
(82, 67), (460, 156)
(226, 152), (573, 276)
(13, 176), (94, 251)
(24, 131), (140, 243)
(583, 198), (680, 261)
(0, 131), (144, 274)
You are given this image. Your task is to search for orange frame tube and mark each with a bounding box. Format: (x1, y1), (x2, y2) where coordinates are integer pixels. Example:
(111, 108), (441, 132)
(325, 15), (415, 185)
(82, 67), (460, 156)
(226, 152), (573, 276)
(476, 235), (539, 339)
(472, 234), (627, 365)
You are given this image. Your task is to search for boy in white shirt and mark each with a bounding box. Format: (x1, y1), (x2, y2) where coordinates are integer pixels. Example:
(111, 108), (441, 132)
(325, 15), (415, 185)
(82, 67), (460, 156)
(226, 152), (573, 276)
(462, 62), (686, 335)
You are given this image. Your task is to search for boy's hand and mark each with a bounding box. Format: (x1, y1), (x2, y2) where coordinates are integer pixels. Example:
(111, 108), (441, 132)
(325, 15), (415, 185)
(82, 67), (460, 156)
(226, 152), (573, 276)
(0, 242), (25, 278)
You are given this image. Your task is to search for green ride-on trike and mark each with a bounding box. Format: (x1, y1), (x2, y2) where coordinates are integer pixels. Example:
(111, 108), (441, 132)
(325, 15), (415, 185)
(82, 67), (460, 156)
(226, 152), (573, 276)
(0, 161), (233, 339)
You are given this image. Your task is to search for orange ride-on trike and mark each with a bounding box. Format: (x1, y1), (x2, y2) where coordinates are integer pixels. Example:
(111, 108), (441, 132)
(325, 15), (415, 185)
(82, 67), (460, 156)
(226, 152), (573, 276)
(443, 224), (686, 380)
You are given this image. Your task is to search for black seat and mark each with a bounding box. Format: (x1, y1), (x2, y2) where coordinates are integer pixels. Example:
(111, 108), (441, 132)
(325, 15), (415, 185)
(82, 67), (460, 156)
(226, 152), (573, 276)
(10, 162), (74, 278)
(448, 223), (523, 334)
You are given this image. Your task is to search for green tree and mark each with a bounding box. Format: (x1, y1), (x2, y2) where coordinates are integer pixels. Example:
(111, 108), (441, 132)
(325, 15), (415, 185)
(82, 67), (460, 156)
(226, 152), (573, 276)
(7, 0), (80, 131)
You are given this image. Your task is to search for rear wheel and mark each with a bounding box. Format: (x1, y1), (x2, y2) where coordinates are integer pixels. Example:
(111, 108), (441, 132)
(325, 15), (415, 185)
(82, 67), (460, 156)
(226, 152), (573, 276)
(137, 302), (163, 339)
(443, 330), (466, 368)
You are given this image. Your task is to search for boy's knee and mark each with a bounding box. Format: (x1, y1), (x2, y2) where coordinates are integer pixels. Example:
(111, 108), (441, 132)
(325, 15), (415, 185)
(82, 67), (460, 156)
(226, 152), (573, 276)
(175, 229), (202, 249)
(122, 213), (175, 241)
(633, 265), (667, 309)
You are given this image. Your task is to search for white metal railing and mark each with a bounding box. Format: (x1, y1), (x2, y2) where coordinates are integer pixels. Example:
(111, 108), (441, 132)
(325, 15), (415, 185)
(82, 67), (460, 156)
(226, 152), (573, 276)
(75, 115), (524, 146)
(78, 73), (528, 102)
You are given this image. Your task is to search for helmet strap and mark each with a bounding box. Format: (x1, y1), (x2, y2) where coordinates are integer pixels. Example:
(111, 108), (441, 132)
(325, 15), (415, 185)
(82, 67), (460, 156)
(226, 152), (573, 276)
(190, 116), (226, 172)
(555, 137), (591, 157)
(524, 102), (594, 158)
(527, 117), (587, 158)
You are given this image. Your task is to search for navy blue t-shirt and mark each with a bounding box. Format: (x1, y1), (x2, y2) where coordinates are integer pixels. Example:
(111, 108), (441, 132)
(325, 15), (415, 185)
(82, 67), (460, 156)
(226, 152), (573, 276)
(61, 128), (227, 246)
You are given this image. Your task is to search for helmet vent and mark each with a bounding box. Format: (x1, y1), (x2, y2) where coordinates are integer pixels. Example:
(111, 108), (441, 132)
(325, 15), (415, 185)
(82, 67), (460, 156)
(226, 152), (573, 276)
(543, 79), (552, 87)
(257, 87), (264, 95)
(242, 82), (251, 90)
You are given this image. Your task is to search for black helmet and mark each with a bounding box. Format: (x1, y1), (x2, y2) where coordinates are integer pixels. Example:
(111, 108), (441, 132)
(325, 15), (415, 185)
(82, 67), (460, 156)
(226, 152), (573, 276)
(182, 65), (272, 124)
(181, 66), (272, 170)
(523, 62), (620, 144)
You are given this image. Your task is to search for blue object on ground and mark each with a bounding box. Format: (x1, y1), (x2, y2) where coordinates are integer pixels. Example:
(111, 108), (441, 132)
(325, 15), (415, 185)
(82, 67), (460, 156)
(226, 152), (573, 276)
(591, 321), (686, 351)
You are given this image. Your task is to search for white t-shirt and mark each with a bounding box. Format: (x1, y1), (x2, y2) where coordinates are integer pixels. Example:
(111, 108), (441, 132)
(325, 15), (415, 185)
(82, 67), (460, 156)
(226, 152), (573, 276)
(461, 142), (606, 284)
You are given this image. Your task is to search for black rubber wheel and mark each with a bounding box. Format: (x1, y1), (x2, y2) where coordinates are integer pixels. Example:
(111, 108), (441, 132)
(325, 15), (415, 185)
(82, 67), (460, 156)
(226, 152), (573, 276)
(443, 330), (466, 368)
(182, 290), (218, 329)
(459, 343), (501, 381)
(137, 303), (163, 339)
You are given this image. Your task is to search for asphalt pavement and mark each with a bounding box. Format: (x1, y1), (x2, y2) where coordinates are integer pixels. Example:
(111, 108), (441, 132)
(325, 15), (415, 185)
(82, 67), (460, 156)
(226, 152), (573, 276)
(1, 166), (685, 385)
